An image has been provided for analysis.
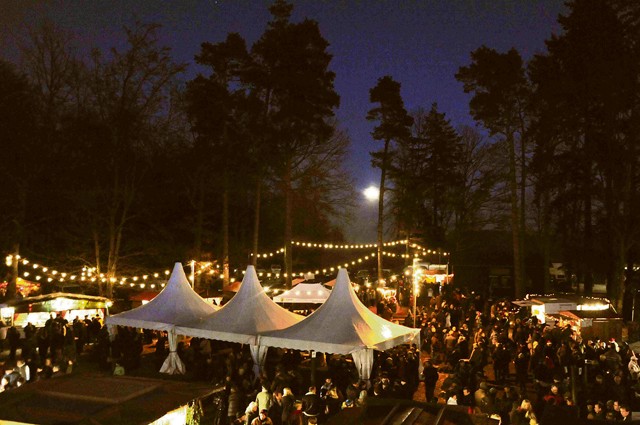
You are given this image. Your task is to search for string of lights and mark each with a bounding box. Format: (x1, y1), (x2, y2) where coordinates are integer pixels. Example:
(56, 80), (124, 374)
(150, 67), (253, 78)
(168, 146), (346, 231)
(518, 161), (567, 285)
(5, 240), (451, 288)
(249, 239), (450, 258)
(4, 255), (227, 289)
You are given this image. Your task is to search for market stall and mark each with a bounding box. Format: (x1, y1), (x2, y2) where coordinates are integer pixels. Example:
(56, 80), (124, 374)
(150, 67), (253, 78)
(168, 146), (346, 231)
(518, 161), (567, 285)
(557, 309), (623, 342)
(0, 292), (112, 329)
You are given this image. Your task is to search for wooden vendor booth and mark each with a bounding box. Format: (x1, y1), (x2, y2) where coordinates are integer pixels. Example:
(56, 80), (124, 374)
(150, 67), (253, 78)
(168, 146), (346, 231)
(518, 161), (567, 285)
(557, 309), (623, 342)
(0, 292), (112, 329)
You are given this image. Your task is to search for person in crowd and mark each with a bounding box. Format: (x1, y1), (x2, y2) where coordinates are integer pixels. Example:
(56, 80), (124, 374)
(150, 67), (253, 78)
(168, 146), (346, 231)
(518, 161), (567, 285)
(251, 409), (273, 425)
(244, 401), (259, 425)
(281, 387), (296, 425)
(268, 390), (283, 425)
(256, 383), (272, 413)
(301, 386), (322, 425)
(542, 384), (564, 406)
(228, 384), (243, 425)
(7, 325), (20, 361)
(592, 401), (606, 420)
(2, 364), (21, 390)
(511, 399), (536, 425)
(619, 404), (632, 422)
(446, 392), (458, 405)
(422, 359), (439, 403)
(15, 359), (30, 383)
(154, 331), (168, 369)
(320, 376), (342, 417)
(474, 381), (493, 414)
(113, 361), (125, 376)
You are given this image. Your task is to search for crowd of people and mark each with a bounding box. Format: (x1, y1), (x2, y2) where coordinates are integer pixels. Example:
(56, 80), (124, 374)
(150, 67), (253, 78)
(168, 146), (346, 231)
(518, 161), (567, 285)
(0, 313), (107, 391)
(2, 285), (640, 424)
(408, 286), (639, 423)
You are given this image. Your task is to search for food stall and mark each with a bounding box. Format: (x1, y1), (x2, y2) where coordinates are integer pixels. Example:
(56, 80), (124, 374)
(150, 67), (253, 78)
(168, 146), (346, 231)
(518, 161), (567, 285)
(0, 292), (112, 329)
(513, 295), (610, 324)
(557, 309), (623, 342)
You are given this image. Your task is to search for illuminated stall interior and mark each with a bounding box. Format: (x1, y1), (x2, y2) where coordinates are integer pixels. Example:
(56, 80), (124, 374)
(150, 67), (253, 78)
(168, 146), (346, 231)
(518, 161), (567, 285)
(0, 292), (112, 328)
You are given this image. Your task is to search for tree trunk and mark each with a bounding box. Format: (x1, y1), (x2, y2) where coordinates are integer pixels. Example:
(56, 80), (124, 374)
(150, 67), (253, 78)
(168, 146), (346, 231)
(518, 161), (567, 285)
(541, 192), (552, 293)
(222, 184), (230, 287)
(377, 139), (390, 287)
(193, 174), (205, 290)
(8, 243), (19, 300)
(93, 228), (102, 296)
(608, 241), (625, 313)
(583, 182), (594, 296)
(507, 133), (524, 297)
(251, 180), (262, 267)
(519, 131), (527, 293)
(284, 163), (293, 288)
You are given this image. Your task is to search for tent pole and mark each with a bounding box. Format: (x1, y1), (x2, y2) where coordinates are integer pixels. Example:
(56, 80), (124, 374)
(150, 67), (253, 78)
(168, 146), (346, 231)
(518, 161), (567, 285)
(310, 350), (316, 385)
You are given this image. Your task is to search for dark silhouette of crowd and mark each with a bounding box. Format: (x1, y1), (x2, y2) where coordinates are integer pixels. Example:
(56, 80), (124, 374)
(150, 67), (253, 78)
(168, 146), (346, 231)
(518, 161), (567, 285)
(0, 313), (108, 392)
(2, 284), (639, 425)
(408, 285), (639, 424)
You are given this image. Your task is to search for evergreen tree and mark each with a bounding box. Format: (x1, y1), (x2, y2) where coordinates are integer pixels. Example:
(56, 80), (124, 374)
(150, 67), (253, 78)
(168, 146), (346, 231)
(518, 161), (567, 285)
(367, 75), (413, 285)
(456, 47), (531, 297)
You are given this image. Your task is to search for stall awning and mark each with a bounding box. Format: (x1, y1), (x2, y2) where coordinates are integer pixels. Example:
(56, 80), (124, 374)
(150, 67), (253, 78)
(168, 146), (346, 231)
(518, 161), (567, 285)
(558, 309), (621, 321)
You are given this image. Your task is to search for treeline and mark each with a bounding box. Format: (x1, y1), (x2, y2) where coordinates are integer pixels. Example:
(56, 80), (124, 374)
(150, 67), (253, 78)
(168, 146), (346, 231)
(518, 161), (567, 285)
(0, 2), (353, 297)
(2, 0), (639, 311)
(368, 0), (640, 310)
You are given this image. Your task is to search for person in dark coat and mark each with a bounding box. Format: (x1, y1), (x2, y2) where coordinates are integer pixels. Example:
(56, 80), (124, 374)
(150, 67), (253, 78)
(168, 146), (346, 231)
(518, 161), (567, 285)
(301, 386), (322, 425)
(268, 390), (283, 425)
(154, 331), (168, 369)
(281, 387), (295, 425)
(7, 326), (20, 361)
(422, 360), (439, 403)
(227, 384), (243, 424)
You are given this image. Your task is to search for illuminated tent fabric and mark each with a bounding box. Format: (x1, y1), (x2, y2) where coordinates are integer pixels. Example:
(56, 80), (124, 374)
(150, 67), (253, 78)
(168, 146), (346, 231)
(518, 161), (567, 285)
(273, 283), (331, 304)
(105, 263), (217, 374)
(175, 265), (304, 375)
(258, 268), (420, 380)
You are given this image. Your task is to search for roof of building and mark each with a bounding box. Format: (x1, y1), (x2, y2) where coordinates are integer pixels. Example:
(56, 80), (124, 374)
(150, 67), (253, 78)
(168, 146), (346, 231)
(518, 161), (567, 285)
(0, 373), (218, 425)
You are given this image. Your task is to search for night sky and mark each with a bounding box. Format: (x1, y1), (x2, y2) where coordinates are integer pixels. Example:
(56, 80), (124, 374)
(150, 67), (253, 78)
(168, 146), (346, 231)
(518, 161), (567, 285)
(2, 0), (566, 241)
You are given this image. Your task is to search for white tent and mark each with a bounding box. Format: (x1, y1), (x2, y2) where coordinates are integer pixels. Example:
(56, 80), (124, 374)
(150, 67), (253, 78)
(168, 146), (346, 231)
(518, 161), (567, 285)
(258, 268), (420, 381)
(273, 282), (331, 304)
(175, 265), (304, 375)
(105, 262), (217, 375)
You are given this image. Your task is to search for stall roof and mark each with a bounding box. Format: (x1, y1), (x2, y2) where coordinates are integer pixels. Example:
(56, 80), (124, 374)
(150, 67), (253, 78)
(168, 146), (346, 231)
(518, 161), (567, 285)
(4, 292), (110, 307)
(273, 283), (331, 304)
(512, 300), (534, 307)
(558, 309), (621, 320)
(129, 291), (160, 302)
(529, 296), (575, 305)
(0, 373), (218, 425)
(527, 294), (611, 305)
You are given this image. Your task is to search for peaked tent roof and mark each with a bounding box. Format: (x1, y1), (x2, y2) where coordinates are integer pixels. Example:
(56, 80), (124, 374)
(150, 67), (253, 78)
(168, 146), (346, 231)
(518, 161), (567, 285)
(175, 265), (304, 345)
(273, 282), (331, 304)
(105, 263), (217, 331)
(258, 269), (420, 355)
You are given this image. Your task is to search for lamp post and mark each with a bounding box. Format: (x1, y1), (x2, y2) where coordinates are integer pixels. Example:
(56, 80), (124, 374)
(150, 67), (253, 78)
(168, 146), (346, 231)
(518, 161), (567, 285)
(412, 257), (421, 328)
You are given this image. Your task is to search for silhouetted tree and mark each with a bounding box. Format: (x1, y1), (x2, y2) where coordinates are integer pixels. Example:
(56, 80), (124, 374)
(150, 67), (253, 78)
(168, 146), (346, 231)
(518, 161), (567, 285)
(367, 75), (413, 285)
(457, 47), (531, 297)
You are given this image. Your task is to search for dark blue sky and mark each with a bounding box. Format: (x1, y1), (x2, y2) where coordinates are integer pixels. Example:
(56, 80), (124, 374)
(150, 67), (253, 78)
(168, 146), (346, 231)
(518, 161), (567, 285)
(3, 0), (566, 240)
